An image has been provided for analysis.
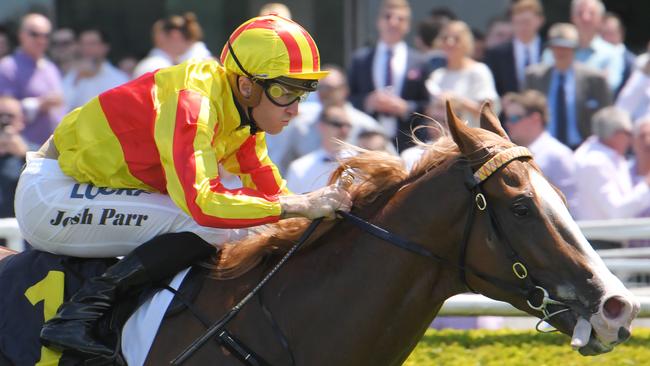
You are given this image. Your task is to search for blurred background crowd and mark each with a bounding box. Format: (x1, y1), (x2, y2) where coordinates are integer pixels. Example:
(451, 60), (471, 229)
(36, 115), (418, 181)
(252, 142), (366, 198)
(0, 0), (650, 253)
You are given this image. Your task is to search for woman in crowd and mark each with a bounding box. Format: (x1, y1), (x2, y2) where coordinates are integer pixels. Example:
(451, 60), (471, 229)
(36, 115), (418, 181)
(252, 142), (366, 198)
(425, 20), (499, 126)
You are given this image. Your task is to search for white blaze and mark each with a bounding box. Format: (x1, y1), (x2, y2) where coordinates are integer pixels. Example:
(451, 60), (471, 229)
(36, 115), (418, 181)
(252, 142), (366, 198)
(529, 169), (639, 345)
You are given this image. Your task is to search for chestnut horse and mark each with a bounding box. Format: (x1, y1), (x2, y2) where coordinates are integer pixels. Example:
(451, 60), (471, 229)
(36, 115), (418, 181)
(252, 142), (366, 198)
(141, 103), (639, 365)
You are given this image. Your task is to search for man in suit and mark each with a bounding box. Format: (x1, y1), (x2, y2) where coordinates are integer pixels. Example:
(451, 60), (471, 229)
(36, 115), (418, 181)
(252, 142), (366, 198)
(347, 0), (429, 152)
(525, 22), (612, 148)
(484, 0), (545, 96)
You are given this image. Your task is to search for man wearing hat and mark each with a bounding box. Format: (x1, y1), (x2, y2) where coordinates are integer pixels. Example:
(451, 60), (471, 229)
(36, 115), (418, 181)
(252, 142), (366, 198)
(524, 22), (612, 148)
(574, 106), (650, 224)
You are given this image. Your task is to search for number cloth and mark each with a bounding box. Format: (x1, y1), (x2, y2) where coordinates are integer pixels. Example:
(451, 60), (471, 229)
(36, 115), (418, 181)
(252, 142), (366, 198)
(0, 250), (113, 365)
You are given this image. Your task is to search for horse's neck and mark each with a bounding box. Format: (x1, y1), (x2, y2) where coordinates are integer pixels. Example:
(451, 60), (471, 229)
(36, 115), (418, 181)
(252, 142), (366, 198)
(180, 170), (470, 365)
(266, 170), (468, 364)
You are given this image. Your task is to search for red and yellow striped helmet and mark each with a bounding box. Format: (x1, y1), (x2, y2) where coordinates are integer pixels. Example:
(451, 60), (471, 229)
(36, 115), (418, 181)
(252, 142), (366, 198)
(220, 14), (329, 81)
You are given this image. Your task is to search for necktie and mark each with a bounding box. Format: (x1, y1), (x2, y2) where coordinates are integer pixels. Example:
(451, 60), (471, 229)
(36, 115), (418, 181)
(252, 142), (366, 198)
(523, 47), (531, 68)
(555, 73), (568, 145)
(385, 48), (393, 88)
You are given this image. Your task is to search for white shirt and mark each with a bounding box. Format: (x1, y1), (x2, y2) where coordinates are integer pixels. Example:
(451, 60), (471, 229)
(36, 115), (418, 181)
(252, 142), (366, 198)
(133, 48), (174, 78)
(400, 144), (428, 171)
(179, 41), (212, 63)
(62, 61), (129, 111)
(514, 36), (541, 88)
(574, 136), (650, 220)
(616, 69), (650, 121)
(372, 41), (408, 137)
(425, 62), (500, 127)
(528, 131), (577, 213)
(285, 149), (338, 193)
(372, 41), (408, 95)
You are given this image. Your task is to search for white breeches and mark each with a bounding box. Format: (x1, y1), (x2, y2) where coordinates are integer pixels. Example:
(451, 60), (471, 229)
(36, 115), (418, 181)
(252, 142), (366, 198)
(14, 153), (248, 257)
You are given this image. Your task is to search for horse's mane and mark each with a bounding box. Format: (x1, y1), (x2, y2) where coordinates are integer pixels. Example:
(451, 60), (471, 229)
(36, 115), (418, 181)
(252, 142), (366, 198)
(213, 128), (512, 279)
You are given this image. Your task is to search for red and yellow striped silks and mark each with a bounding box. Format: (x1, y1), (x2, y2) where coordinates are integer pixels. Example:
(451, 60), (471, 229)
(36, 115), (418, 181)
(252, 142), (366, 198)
(54, 60), (287, 228)
(220, 15), (326, 80)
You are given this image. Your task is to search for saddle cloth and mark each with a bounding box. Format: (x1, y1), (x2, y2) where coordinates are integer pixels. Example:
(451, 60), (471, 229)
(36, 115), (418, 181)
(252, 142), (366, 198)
(122, 268), (191, 366)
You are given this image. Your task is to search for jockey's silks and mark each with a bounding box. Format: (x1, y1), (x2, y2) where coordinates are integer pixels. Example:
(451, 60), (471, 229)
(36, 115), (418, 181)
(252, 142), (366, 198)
(53, 60), (287, 228)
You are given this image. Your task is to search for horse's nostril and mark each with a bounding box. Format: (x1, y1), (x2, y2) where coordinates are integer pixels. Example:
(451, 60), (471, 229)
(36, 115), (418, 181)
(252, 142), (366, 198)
(618, 327), (631, 342)
(603, 296), (626, 319)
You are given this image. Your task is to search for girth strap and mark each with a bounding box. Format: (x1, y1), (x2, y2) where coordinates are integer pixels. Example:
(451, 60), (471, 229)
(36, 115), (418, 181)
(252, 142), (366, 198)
(163, 284), (273, 366)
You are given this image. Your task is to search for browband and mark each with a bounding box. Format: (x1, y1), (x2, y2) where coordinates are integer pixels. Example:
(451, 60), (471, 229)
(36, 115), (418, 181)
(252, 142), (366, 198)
(473, 146), (533, 184)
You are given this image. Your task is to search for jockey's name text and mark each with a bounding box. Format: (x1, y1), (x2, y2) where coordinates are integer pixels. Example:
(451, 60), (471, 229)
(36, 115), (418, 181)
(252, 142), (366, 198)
(49, 208), (149, 227)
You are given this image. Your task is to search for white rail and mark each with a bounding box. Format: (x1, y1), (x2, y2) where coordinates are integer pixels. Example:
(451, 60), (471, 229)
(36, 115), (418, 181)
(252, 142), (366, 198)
(0, 218), (23, 252)
(578, 217), (650, 241)
(2, 217), (650, 319)
(439, 294), (650, 317)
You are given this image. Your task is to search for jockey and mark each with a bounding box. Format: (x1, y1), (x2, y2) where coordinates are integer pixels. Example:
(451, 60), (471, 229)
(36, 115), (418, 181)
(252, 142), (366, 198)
(14, 15), (352, 357)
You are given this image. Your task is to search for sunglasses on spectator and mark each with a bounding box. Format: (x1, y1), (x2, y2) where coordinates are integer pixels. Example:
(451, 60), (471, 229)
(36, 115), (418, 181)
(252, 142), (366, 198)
(0, 112), (16, 129)
(441, 35), (460, 43)
(318, 82), (346, 92)
(506, 113), (530, 124)
(322, 119), (352, 129)
(26, 30), (50, 39)
(51, 39), (74, 47)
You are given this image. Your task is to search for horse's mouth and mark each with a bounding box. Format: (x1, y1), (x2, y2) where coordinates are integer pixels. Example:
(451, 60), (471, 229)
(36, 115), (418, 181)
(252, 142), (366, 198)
(547, 307), (626, 356)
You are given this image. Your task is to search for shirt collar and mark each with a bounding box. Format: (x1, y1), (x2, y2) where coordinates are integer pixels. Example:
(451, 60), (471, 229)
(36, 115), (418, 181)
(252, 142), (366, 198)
(528, 130), (549, 151)
(584, 35), (606, 52)
(590, 136), (624, 161)
(377, 41), (406, 55)
(15, 49), (40, 66)
(514, 36), (540, 51)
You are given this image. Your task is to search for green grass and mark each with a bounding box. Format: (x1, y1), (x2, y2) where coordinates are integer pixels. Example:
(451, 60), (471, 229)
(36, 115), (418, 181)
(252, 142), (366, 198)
(405, 328), (650, 366)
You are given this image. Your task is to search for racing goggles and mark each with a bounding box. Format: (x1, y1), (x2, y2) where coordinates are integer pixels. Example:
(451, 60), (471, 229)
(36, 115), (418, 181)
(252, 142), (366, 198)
(255, 76), (319, 107)
(261, 80), (310, 107)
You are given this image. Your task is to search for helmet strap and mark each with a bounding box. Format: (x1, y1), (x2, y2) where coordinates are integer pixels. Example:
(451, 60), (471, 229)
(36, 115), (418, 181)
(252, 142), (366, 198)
(247, 106), (260, 134)
(227, 72), (263, 108)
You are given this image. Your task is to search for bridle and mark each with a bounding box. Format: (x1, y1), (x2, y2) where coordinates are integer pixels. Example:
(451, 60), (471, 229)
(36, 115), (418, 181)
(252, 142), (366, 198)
(461, 146), (571, 328)
(172, 146), (572, 365)
(339, 146), (570, 330)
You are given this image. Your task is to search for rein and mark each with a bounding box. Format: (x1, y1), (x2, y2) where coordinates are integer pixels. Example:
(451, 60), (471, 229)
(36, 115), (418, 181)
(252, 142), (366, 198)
(172, 147), (570, 365)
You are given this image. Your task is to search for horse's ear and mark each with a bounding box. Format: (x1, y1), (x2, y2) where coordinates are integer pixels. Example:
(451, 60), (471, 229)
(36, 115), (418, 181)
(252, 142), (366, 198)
(445, 100), (483, 156)
(479, 101), (510, 140)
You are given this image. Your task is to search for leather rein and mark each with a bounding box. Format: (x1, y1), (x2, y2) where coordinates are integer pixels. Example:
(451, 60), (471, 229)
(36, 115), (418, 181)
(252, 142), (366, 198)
(172, 146), (570, 365)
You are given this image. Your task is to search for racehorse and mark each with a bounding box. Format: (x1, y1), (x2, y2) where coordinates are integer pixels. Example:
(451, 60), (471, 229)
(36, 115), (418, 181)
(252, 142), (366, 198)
(141, 103), (639, 365)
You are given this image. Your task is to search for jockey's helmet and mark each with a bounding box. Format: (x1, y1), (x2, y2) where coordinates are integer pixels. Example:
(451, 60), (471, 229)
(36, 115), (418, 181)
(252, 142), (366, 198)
(220, 14), (328, 101)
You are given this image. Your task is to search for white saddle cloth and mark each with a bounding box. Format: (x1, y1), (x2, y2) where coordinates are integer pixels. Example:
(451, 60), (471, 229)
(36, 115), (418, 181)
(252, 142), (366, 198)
(122, 267), (190, 366)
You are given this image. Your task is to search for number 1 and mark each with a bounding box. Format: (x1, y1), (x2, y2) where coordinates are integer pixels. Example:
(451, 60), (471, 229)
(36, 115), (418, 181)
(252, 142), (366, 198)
(25, 270), (64, 366)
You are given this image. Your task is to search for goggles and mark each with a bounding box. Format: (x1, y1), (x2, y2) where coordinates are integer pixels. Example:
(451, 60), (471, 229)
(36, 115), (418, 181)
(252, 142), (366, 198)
(261, 81), (309, 107)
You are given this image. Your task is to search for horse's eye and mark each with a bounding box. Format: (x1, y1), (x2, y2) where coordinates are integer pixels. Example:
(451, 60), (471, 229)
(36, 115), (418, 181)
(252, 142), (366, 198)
(512, 204), (529, 217)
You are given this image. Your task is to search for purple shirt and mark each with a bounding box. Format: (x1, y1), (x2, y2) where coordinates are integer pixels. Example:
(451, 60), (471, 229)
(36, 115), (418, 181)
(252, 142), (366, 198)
(0, 50), (64, 145)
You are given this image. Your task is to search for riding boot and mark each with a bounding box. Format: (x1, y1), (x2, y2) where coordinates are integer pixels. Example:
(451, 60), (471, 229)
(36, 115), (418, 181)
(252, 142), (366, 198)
(39, 231), (216, 357)
(40, 252), (149, 356)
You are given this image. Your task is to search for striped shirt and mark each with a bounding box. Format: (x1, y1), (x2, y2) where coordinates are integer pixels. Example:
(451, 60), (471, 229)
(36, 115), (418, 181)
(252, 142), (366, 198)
(53, 60), (287, 228)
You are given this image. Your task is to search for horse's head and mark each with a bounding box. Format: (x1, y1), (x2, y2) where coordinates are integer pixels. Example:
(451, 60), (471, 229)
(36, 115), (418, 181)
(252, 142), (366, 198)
(445, 101), (640, 355)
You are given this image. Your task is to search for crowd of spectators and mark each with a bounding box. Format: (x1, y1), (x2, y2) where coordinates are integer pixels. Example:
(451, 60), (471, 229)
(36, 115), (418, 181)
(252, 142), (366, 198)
(0, 0), (649, 254)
